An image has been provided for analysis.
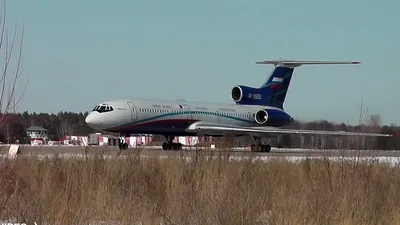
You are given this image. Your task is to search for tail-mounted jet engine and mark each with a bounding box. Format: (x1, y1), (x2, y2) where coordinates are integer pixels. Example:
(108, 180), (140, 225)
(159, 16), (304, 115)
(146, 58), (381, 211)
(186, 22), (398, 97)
(231, 85), (261, 104)
(254, 109), (268, 125)
(253, 109), (294, 127)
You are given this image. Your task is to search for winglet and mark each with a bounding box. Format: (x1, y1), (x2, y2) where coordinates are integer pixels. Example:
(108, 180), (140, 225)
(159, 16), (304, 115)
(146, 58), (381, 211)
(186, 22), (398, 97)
(255, 60), (361, 68)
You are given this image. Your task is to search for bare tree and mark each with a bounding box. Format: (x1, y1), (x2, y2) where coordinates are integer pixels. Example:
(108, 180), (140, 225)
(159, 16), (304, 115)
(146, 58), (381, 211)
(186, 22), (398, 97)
(356, 99), (369, 150)
(0, 0), (27, 128)
(58, 120), (74, 138)
(57, 114), (74, 138)
(366, 114), (382, 132)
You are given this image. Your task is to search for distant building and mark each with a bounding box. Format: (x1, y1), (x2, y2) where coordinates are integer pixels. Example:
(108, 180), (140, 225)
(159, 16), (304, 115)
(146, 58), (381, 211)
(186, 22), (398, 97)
(26, 126), (48, 139)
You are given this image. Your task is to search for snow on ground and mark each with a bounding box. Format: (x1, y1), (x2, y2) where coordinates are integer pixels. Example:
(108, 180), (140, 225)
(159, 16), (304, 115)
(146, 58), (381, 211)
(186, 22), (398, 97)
(1, 152), (400, 168)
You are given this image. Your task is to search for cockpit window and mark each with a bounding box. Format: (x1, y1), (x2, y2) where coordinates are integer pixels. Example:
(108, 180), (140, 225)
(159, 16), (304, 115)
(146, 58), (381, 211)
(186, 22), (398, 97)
(99, 106), (107, 112)
(92, 104), (114, 113)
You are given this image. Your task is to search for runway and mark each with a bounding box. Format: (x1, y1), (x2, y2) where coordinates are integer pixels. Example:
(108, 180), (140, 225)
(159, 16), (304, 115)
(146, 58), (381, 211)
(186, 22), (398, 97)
(2, 145), (400, 158)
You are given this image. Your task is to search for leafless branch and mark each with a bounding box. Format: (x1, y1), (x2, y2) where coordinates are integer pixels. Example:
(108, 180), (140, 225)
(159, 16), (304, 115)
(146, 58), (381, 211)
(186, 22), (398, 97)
(0, 0), (27, 128)
(57, 117), (74, 137)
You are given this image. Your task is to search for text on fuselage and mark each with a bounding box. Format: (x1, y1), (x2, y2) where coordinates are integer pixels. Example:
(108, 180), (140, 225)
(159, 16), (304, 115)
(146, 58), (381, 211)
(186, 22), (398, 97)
(152, 104), (173, 109)
(194, 106), (208, 110)
(218, 108), (236, 112)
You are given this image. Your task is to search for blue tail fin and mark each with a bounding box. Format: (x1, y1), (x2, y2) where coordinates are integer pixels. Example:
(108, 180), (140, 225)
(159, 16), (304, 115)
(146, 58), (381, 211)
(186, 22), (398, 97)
(231, 60), (360, 108)
(258, 66), (294, 108)
(231, 66), (294, 109)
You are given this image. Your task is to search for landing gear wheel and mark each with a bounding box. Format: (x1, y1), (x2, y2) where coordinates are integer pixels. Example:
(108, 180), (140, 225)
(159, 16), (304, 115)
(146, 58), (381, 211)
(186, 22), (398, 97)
(250, 136), (271, 152)
(250, 144), (271, 152)
(162, 135), (183, 151)
(173, 143), (182, 151)
(262, 144), (271, 152)
(162, 142), (169, 150)
(162, 142), (182, 151)
(119, 142), (129, 150)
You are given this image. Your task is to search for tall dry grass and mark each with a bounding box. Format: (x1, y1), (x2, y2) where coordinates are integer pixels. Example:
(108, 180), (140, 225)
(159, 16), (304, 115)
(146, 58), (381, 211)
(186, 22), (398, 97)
(1, 150), (400, 225)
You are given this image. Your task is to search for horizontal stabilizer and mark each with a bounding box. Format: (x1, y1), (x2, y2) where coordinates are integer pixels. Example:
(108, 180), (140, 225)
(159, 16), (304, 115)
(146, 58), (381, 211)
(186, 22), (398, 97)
(255, 60), (360, 68)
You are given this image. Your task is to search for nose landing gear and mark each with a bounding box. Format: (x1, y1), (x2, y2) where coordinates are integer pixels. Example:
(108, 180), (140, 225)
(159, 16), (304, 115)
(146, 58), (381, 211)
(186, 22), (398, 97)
(118, 134), (129, 150)
(119, 142), (129, 150)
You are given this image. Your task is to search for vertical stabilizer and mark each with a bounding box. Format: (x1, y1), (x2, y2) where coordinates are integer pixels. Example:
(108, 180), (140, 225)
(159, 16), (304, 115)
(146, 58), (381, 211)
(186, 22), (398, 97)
(231, 60), (360, 109)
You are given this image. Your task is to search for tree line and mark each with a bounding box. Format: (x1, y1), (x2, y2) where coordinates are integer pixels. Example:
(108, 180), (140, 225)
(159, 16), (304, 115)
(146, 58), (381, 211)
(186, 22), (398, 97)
(0, 111), (95, 144)
(0, 111), (399, 150)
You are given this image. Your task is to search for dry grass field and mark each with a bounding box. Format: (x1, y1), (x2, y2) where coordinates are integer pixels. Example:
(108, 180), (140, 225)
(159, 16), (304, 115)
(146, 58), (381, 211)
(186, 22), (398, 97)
(1, 149), (400, 225)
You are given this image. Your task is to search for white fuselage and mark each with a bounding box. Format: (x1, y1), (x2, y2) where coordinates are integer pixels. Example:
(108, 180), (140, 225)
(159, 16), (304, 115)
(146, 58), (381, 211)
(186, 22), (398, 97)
(85, 99), (290, 136)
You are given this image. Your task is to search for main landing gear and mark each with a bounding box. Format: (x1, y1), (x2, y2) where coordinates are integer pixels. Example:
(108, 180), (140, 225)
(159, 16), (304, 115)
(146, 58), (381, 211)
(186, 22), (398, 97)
(162, 136), (183, 151)
(118, 134), (129, 150)
(250, 136), (271, 152)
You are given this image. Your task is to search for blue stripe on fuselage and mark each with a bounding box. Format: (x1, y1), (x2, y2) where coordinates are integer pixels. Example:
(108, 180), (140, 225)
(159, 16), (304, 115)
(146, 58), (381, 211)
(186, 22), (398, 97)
(108, 110), (253, 131)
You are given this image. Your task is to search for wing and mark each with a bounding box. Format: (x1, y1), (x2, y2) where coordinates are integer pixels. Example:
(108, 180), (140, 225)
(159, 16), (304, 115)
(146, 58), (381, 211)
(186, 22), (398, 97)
(185, 122), (392, 137)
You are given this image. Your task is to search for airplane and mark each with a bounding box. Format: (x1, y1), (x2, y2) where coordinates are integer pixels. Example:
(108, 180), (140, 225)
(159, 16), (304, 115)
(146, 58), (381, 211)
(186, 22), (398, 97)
(85, 60), (392, 152)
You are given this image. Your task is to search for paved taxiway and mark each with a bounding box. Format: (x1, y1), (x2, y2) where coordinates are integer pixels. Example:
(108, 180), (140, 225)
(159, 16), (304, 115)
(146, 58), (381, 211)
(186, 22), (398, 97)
(3, 145), (400, 158)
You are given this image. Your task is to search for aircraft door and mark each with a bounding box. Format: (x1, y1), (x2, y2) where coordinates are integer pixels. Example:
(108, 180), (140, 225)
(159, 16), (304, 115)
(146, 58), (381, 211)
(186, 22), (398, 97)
(127, 102), (138, 121)
(216, 110), (221, 123)
(181, 104), (192, 121)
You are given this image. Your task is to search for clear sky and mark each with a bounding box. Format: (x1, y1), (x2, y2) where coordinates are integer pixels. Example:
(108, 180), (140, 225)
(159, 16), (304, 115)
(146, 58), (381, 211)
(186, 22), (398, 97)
(5, 0), (400, 125)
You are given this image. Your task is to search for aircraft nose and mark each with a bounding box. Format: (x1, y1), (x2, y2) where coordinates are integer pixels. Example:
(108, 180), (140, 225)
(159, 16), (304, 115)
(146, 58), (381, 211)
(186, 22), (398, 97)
(85, 113), (96, 126)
